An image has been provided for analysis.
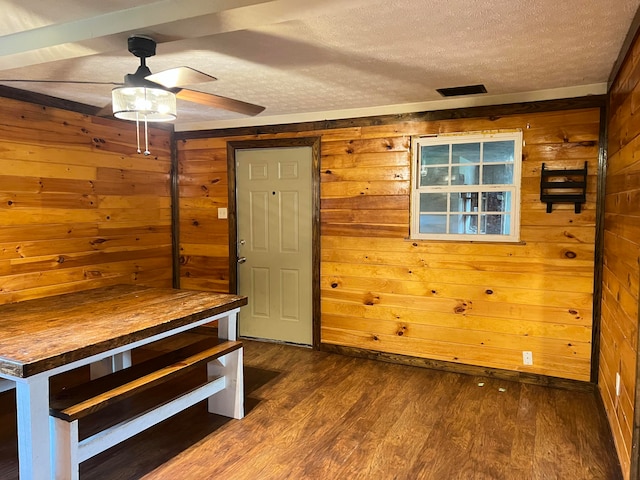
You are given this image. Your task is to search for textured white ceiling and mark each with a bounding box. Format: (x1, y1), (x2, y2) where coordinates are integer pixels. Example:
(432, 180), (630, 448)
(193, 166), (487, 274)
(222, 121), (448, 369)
(0, 0), (638, 131)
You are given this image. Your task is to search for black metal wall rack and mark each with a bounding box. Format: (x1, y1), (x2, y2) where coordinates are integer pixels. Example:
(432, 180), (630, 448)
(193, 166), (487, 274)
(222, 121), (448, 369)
(540, 162), (587, 213)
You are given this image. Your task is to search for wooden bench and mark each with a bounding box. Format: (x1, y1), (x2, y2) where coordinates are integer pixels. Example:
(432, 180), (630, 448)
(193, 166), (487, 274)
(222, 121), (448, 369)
(49, 338), (243, 480)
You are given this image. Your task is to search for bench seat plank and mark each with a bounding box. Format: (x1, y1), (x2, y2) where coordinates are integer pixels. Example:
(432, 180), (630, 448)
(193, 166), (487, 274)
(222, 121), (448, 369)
(51, 340), (242, 421)
(75, 376), (227, 463)
(51, 339), (244, 480)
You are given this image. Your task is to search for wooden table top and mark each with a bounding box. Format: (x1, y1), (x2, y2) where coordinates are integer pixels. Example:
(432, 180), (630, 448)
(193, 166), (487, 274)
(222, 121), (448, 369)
(0, 285), (247, 378)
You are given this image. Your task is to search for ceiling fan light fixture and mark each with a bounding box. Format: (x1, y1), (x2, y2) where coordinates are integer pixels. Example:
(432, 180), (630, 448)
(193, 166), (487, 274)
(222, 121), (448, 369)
(111, 86), (176, 122)
(111, 85), (177, 155)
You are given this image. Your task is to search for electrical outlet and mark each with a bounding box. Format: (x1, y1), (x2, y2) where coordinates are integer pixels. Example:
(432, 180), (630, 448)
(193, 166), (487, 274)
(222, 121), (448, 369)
(217, 207), (228, 219)
(522, 351), (533, 365)
(616, 372), (621, 396)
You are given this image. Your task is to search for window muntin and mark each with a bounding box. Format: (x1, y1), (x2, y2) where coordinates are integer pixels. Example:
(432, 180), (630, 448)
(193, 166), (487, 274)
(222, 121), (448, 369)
(411, 132), (522, 242)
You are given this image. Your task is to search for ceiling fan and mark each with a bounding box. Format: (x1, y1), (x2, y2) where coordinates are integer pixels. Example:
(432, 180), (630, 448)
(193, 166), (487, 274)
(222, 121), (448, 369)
(0, 35), (265, 154)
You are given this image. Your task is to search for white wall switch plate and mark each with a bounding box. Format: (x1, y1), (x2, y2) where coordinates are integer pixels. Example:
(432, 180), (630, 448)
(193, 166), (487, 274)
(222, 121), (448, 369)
(522, 351), (533, 365)
(218, 207), (228, 219)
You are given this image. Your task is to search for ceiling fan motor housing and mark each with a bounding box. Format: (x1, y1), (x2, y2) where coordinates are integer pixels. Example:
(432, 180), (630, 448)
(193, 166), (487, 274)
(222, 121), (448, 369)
(124, 35), (160, 86)
(128, 35), (156, 59)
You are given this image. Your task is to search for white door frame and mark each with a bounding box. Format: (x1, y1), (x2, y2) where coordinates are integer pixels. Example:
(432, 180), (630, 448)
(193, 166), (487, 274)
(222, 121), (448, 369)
(227, 137), (321, 349)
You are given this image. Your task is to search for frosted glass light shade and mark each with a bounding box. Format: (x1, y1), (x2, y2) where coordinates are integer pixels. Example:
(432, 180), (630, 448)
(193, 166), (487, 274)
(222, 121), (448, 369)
(111, 86), (177, 122)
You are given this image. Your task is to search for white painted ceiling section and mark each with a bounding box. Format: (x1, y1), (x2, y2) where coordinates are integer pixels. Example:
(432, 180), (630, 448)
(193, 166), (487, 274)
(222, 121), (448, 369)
(0, 0), (638, 131)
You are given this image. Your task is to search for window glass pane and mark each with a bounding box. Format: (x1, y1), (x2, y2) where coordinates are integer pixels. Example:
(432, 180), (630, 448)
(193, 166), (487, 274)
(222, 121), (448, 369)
(411, 131), (520, 241)
(451, 165), (479, 185)
(421, 144), (449, 166)
(420, 192), (447, 212)
(450, 192), (478, 212)
(484, 140), (515, 163)
(449, 214), (478, 234)
(452, 143), (480, 164)
(420, 214), (447, 233)
(420, 166), (449, 186)
(482, 164), (513, 184)
(482, 192), (511, 212)
(481, 214), (510, 235)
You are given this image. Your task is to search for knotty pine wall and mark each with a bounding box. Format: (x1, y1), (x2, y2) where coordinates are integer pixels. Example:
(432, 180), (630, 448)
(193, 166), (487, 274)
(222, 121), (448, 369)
(177, 105), (601, 382)
(177, 141), (230, 292)
(0, 96), (173, 304)
(601, 31), (640, 479)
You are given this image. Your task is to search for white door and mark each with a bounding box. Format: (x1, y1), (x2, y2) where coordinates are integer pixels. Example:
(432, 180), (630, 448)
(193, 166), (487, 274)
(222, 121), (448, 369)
(236, 147), (313, 345)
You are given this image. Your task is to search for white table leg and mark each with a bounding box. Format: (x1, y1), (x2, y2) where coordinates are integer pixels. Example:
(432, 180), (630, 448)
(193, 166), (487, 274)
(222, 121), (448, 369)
(217, 311), (238, 341)
(15, 376), (52, 480)
(0, 378), (14, 393)
(89, 351), (132, 379)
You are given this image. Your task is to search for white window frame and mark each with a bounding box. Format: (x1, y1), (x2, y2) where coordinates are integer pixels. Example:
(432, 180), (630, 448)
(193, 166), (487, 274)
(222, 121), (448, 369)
(410, 131), (522, 242)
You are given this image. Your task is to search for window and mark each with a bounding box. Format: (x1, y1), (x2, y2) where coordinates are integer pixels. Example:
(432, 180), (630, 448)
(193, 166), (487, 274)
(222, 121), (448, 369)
(411, 131), (522, 242)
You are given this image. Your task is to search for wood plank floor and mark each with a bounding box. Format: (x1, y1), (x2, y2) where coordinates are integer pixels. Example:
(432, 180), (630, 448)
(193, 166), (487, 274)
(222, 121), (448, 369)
(0, 338), (622, 479)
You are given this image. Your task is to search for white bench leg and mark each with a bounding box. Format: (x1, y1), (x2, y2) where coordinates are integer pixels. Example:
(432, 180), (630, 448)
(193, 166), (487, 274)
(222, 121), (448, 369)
(52, 416), (80, 480)
(207, 348), (244, 419)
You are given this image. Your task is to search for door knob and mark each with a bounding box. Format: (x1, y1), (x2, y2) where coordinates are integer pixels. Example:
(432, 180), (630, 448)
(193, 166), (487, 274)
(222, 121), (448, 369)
(237, 257), (247, 264)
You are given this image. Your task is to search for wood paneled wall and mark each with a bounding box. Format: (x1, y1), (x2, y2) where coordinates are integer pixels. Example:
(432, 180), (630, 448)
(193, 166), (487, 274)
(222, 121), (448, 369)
(602, 30), (640, 479)
(0, 97), (173, 304)
(177, 139), (230, 292)
(177, 104), (601, 383)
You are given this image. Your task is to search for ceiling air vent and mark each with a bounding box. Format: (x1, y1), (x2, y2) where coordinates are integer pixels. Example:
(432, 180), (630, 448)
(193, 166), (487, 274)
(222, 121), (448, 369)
(436, 84), (487, 97)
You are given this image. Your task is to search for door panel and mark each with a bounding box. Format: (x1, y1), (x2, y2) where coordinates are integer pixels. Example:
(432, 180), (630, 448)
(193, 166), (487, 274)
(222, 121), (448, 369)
(250, 267), (270, 317)
(250, 191), (269, 251)
(280, 269), (299, 320)
(236, 147), (312, 345)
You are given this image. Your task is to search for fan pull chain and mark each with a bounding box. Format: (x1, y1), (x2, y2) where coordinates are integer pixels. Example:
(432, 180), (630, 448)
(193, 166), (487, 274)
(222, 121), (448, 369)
(144, 115), (150, 156)
(135, 113), (142, 154)
(134, 113), (151, 156)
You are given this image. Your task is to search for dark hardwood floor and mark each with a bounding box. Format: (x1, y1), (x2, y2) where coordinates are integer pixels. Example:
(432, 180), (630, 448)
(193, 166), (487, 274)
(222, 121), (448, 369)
(0, 338), (622, 479)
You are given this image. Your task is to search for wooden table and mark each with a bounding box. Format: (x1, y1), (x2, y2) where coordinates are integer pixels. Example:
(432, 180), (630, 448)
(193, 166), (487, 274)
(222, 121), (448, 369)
(0, 284), (247, 480)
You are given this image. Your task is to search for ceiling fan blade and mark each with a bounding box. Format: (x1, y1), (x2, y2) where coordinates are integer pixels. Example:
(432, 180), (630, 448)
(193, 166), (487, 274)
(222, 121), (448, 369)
(145, 66), (217, 89)
(0, 79), (121, 86)
(176, 88), (265, 116)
